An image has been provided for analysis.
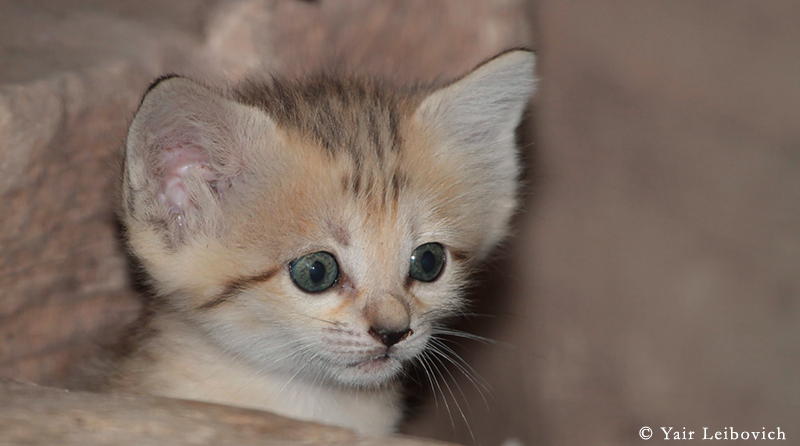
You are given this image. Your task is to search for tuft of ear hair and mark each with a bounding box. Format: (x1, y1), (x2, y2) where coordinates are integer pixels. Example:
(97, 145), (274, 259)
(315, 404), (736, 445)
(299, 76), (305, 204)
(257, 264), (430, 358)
(122, 77), (278, 244)
(415, 49), (537, 259)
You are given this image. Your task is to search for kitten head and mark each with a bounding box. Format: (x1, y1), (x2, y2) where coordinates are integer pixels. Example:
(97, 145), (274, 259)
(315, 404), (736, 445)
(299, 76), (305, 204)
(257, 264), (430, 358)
(121, 50), (536, 387)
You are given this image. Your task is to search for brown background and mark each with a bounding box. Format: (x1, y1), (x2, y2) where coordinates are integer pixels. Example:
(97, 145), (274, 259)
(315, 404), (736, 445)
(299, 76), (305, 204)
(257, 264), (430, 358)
(1, 1), (799, 445)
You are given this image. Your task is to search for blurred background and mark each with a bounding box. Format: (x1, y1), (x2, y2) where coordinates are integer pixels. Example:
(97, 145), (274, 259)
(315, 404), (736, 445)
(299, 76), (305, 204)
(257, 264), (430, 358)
(1, 1), (798, 445)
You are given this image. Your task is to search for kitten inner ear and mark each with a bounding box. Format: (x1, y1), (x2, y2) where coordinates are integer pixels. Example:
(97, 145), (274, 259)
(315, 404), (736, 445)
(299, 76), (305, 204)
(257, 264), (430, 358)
(124, 77), (277, 235)
(415, 49), (537, 147)
(159, 138), (219, 214)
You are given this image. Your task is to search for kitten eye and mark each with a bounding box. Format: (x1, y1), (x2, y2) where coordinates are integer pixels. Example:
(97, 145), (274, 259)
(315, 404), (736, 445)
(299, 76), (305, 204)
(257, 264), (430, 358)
(290, 251), (339, 293)
(409, 243), (445, 282)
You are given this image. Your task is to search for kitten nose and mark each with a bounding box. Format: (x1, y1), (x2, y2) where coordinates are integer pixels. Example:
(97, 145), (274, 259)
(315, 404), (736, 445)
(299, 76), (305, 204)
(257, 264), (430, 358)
(369, 327), (412, 347)
(363, 293), (412, 347)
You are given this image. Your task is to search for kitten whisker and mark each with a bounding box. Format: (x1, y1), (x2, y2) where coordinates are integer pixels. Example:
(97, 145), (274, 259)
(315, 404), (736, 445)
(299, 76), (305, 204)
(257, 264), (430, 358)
(420, 351), (451, 427)
(449, 310), (499, 321)
(427, 344), (474, 416)
(412, 353), (439, 411)
(268, 353), (315, 403)
(265, 341), (316, 366)
(298, 313), (339, 326)
(432, 326), (510, 348)
(424, 349), (475, 442)
(429, 338), (493, 393)
(232, 342), (317, 397)
(428, 338), (494, 410)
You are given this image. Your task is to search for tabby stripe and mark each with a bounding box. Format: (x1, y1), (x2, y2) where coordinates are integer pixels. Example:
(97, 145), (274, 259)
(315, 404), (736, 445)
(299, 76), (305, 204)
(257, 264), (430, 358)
(198, 267), (280, 310)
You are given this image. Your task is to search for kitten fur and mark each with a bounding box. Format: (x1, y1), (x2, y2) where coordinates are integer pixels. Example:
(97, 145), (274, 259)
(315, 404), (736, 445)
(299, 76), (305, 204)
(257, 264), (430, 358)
(115, 49), (536, 435)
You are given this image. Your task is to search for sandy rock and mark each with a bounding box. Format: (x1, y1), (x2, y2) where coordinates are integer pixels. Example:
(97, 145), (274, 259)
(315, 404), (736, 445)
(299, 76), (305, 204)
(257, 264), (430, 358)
(0, 379), (457, 446)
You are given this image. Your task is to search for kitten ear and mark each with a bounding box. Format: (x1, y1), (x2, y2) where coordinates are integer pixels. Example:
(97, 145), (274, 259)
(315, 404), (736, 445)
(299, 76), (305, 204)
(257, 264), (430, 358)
(415, 50), (537, 258)
(416, 50), (537, 149)
(123, 76), (276, 241)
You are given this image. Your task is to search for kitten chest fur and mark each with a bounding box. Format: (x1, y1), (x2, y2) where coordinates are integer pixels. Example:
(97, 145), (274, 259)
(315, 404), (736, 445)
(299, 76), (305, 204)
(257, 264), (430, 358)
(120, 314), (401, 435)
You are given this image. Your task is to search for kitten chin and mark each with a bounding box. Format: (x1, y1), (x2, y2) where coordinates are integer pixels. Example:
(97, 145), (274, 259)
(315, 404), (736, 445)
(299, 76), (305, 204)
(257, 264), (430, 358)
(113, 49), (536, 435)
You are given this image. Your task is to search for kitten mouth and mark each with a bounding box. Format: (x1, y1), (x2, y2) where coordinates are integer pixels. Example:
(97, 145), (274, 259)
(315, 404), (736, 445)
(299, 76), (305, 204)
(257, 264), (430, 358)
(348, 353), (393, 368)
(335, 353), (404, 386)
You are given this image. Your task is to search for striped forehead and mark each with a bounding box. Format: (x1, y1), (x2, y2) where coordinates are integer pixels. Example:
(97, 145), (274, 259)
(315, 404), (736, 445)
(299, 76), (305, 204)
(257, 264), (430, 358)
(236, 75), (422, 162)
(235, 75), (437, 243)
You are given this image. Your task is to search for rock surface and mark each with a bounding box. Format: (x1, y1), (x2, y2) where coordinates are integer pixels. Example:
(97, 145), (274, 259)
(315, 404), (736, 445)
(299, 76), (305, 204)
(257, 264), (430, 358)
(0, 379), (456, 446)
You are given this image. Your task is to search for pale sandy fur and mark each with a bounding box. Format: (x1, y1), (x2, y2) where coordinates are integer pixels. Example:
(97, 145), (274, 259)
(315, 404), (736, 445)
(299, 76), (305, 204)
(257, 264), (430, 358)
(114, 50), (537, 435)
(119, 314), (402, 435)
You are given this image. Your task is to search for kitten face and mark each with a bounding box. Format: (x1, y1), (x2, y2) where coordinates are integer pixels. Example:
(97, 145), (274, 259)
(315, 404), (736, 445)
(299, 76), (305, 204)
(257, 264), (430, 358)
(122, 50), (536, 388)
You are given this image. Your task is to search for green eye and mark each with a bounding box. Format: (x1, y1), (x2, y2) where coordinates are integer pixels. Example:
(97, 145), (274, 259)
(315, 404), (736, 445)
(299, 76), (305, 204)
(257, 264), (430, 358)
(409, 243), (445, 282)
(290, 251), (339, 293)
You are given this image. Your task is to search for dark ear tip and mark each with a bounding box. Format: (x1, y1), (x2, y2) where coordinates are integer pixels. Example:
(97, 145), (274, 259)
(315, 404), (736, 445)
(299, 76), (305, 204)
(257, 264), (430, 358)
(145, 74), (184, 95)
(137, 74), (208, 111)
(502, 47), (537, 55)
(464, 48), (536, 79)
(489, 47), (537, 62)
(138, 74), (186, 108)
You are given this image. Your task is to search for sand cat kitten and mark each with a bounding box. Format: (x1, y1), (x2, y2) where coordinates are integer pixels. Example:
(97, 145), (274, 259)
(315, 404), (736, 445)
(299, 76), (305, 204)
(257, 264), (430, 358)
(115, 49), (536, 435)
